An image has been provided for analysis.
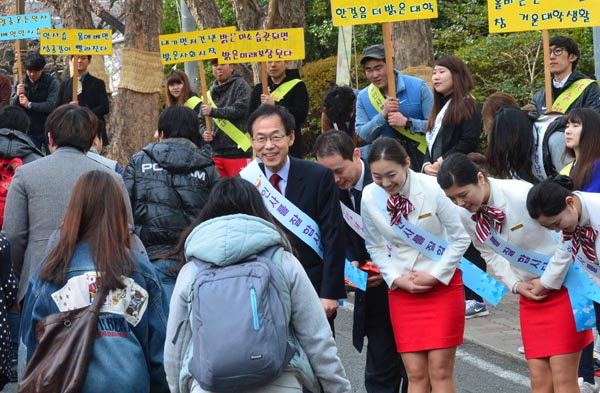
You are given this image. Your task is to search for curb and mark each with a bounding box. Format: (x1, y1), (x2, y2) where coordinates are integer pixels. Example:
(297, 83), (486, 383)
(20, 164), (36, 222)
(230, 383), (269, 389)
(463, 335), (528, 364)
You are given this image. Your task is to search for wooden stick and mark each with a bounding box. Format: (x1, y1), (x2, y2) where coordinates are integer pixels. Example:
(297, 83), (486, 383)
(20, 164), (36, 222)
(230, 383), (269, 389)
(198, 59), (212, 134)
(261, 63), (268, 96)
(15, 39), (22, 84)
(542, 30), (553, 113)
(71, 57), (78, 105)
(382, 22), (396, 99)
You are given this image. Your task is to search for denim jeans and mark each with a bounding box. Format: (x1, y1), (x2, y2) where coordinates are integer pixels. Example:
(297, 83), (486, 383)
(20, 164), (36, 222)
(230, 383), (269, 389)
(152, 259), (177, 312)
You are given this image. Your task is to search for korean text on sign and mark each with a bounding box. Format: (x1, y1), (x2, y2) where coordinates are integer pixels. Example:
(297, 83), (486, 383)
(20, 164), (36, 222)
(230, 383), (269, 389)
(39, 29), (112, 55)
(159, 26), (236, 64)
(217, 28), (305, 64)
(488, 0), (600, 33)
(0, 12), (51, 41)
(331, 0), (438, 26)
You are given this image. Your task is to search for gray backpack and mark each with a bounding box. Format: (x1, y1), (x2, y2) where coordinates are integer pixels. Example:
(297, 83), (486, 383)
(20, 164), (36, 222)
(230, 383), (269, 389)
(189, 246), (296, 391)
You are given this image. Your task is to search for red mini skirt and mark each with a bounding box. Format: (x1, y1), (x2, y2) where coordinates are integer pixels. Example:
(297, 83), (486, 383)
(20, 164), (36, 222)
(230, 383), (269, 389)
(388, 270), (465, 353)
(520, 287), (592, 359)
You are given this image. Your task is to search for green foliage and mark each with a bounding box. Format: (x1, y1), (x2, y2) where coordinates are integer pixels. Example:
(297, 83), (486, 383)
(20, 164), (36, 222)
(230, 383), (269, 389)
(163, 0), (183, 73)
(301, 56), (368, 151)
(215, 0), (237, 27)
(432, 0), (488, 57)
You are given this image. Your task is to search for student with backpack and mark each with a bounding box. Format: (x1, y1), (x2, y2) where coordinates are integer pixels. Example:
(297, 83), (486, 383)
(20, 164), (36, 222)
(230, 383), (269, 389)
(164, 177), (350, 393)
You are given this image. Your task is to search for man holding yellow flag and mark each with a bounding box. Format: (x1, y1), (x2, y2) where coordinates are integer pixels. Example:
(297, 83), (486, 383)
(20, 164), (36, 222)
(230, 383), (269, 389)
(355, 44), (433, 170)
(201, 59), (253, 177)
(531, 36), (600, 115)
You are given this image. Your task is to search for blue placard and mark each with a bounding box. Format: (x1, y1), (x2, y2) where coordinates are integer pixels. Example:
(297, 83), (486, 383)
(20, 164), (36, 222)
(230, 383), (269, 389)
(344, 260), (368, 291)
(0, 13), (52, 41)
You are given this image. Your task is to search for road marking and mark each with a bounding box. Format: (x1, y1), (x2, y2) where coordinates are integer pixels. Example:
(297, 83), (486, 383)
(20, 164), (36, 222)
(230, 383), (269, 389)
(456, 349), (530, 387)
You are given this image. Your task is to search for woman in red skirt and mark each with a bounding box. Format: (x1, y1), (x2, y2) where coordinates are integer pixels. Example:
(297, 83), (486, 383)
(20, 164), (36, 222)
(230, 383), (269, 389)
(438, 153), (591, 393)
(361, 137), (470, 393)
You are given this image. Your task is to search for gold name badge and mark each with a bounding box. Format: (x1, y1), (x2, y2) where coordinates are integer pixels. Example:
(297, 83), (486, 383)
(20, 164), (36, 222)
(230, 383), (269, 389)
(418, 212), (432, 219)
(510, 224), (524, 231)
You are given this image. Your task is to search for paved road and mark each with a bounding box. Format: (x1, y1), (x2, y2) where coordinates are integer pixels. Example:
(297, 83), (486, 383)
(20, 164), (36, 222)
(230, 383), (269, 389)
(2, 303), (531, 393)
(336, 301), (530, 393)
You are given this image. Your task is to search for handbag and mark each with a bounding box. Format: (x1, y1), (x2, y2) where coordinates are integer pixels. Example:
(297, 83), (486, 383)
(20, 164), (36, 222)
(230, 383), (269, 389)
(18, 284), (109, 393)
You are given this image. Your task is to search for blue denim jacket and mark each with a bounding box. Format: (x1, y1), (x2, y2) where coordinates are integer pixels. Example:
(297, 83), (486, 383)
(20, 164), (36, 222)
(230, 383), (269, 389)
(355, 70), (433, 148)
(20, 242), (169, 393)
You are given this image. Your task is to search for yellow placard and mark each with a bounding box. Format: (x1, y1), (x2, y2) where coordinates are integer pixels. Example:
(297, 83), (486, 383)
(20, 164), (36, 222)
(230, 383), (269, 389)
(488, 0), (600, 33)
(217, 28), (304, 64)
(39, 29), (112, 55)
(159, 26), (236, 64)
(331, 0), (438, 26)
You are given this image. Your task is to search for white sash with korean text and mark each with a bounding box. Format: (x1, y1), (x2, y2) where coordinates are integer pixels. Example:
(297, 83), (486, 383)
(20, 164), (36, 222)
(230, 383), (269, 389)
(240, 160), (324, 258)
(484, 230), (600, 330)
(371, 185), (507, 306)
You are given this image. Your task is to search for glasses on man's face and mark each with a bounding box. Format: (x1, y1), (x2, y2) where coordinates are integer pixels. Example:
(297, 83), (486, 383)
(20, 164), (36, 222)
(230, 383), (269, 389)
(252, 134), (287, 145)
(549, 47), (565, 57)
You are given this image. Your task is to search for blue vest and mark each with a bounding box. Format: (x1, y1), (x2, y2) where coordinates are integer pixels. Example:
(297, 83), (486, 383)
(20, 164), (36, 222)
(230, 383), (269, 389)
(358, 72), (426, 139)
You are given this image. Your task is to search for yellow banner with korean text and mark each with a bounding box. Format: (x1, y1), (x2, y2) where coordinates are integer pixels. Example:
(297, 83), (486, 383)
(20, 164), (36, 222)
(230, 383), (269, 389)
(159, 26), (236, 64)
(39, 29), (112, 55)
(331, 0), (438, 26)
(488, 0), (600, 33)
(217, 28), (304, 64)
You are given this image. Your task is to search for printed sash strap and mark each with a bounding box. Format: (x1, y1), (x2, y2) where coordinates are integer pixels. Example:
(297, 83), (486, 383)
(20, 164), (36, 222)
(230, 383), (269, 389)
(184, 96), (202, 110)
(241, 160), (367, 289)
(367, 84), (427, 154)
(563, 225), (598, 263)
(240, 160), (323, 257)
(202, 92), (252, 151)
(271, 79), (302, 102)
(552, 79), (597, 114)
(370, 185), (507, 306)
(387, 194), (414, 226)
(484, 231), (599, 331)
(471, 206), (505, 244)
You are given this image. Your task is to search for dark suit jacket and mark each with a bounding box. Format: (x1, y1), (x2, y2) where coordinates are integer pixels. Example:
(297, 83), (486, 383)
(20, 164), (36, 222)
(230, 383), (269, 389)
(341, 161), (391, 351)
(424, 98), (482, 164)
(57, 73), (110, 145)
(260, 157), (345, 300)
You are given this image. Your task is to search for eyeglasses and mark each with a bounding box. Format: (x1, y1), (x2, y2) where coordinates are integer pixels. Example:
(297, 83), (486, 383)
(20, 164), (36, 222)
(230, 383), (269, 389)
(252, 134), (287, 145)
(549, 47), (565, 57)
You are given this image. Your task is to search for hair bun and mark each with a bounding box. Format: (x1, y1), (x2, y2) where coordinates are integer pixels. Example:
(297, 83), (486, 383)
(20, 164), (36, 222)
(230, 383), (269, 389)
(552, 175), (574, 191)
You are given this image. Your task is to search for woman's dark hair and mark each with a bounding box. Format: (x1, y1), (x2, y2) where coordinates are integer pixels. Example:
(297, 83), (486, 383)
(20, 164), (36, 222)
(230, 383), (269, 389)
(24, 52), (45, 71)
(437, 152), (485, 190)
(46, 105), (97, 151)
(486, 106), (538, 184)
(564, 108), (600, 190)
(157, 106), (202, 147)
(39, 171), (135, 290)
(247, 104), (295, 136)
(323, 86), (356, 134)
(526, 175), (574, 219)
(481, 92), (519, 133)
(166, 70), (193, 106)
(426, 55), (478, 132)
(366, 137), (408, 166)
(0, 106), (30, 133)
(166, 177), (291, 270)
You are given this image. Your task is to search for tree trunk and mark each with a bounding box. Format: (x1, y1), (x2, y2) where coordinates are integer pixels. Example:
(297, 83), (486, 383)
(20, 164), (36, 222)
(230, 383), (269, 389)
(392, 20), (434, 70)
(263, 0), (304, 29)
(42, 0), (94, 29)
(183, 0), (224, 29)
(107, 0), (162, 166)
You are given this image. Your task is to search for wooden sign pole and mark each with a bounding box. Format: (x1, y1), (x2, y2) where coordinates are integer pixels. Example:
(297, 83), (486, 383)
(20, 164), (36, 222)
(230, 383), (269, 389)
(198, 59), (212, 134)
(382, 22), (396, 99)
(261, 63), (269, 95)
(71, 56), (78, 105)
(15, 40), (23, 84)
(542, 30), (553, 112)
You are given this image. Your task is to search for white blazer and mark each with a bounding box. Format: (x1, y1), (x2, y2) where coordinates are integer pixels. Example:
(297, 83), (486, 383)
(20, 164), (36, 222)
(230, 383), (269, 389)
(459, 178), (571, 292)
(361, 170), (470, 287)
(574, 191), (600, 260)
